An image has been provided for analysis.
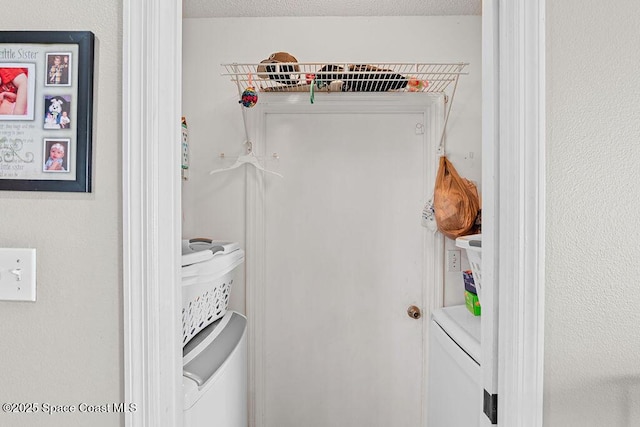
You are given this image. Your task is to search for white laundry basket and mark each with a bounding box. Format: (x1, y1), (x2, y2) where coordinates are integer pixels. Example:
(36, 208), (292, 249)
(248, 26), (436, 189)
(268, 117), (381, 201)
(455, 234), (482, 302)
(181, 239), (245, 345)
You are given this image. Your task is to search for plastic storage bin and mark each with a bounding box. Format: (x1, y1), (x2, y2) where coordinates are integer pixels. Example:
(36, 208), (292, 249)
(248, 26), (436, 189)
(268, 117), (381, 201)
(181, 239), (245, 345)
(455, 234), (482, 302)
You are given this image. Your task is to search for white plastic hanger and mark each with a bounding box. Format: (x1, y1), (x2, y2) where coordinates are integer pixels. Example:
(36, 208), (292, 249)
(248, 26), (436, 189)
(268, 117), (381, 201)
(209, 141), (283, 178)
(210, 75), (283, 178)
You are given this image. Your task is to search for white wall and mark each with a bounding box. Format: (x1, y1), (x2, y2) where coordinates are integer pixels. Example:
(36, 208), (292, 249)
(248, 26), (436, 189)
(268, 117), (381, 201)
(545, 1), (640, 426)
(182, 16), (482, 311)
(0, 3), (123, 427)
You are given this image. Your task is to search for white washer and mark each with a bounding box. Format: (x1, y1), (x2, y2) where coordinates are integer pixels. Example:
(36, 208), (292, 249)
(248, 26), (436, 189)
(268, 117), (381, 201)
(183, 310), (248, 427)
(427, 305), (482, 427)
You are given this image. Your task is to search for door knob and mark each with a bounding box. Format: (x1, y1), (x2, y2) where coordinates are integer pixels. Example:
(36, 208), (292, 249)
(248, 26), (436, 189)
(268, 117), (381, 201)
(407, 305), (422, 319)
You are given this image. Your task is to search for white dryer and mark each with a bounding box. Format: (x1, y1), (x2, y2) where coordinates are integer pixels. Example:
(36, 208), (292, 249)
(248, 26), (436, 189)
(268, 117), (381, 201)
(427, 305), (482, 427)
(183, 310), (248, 427)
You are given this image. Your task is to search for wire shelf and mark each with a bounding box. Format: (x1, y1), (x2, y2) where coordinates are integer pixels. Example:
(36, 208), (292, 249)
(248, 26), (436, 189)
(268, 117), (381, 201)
(221, 62), (468, 94)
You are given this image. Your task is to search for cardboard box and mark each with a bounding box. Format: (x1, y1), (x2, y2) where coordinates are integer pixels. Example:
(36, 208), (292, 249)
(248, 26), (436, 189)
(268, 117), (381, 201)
(465, 290), (481, 316)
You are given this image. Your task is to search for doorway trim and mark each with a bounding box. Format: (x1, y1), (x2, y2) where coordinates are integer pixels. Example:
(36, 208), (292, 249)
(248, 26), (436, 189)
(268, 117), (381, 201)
(483, 1), (546, 426)
(123, 1), (183, 426)
(122, 1), (545, 426)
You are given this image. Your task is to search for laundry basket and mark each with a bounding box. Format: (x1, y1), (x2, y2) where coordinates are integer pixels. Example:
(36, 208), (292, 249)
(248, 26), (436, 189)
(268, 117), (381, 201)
(455, 234), (482, 302)
(181, 239), (245, 345)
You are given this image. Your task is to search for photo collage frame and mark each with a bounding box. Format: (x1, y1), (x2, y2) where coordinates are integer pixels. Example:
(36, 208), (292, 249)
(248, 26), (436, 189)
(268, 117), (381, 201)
(0, 31), (94, 192)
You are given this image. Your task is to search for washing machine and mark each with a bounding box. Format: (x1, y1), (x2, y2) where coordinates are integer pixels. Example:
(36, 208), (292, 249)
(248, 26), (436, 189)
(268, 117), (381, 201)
(181, 239), (247, 427)
(427, 305), (482, 427)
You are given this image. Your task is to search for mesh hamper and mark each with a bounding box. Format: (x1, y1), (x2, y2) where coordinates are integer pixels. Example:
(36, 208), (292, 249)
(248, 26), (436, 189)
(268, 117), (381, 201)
(181, 239), (245, 345)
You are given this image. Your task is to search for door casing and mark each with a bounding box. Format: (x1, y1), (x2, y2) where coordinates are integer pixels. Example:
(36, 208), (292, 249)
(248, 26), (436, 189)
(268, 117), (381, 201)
(122, 2), (546, 426)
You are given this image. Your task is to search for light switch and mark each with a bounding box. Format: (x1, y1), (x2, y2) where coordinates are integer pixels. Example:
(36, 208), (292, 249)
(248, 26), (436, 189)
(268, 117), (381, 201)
(0, 248), (36, 301)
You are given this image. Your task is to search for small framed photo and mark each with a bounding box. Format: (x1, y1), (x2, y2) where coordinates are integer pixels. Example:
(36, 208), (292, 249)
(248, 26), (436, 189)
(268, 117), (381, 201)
(42, 138), (70, 172)
(43, 95), (72, 129)
(45, 52), (71, 86)
(0, 31), (94, 192)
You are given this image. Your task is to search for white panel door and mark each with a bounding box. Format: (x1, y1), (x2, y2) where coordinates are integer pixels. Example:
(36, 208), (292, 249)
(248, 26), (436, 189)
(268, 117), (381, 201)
(254, 104), (437, 427)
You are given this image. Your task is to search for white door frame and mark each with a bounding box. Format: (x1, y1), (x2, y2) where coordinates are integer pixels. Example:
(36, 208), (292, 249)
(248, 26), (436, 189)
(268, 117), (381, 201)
(486, 1), (546, 426)
(122, 1), (183, 426)
(122, 1), (545, 426)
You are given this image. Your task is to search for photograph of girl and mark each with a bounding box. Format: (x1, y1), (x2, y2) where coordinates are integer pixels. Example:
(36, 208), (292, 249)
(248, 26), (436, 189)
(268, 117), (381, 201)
(0, 66), (29, 116)
(43, 139), (70, 172)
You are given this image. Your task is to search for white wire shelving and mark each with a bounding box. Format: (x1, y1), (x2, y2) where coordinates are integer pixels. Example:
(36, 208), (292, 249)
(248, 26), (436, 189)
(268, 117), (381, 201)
(221, 62), (468, 95)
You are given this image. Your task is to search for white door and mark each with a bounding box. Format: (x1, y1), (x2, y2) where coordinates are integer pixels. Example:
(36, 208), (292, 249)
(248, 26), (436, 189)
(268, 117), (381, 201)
(248, 95), (443, 427)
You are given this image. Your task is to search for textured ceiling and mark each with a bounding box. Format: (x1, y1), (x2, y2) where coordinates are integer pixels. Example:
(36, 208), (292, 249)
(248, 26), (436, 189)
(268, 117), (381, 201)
(183, 0), (481, 18)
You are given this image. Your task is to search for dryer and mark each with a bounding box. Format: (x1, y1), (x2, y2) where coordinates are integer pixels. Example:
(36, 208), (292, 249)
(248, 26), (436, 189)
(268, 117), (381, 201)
(183, 310), (248, 427)
(427, 305), (482, 427)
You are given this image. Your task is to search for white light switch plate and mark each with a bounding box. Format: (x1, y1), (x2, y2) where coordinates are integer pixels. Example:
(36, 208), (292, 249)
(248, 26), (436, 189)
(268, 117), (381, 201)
(0, 248), (36, 301)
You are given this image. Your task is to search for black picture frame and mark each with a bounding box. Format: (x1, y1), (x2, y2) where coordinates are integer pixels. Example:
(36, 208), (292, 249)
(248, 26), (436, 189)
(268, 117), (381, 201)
(0, 31), (94, 192)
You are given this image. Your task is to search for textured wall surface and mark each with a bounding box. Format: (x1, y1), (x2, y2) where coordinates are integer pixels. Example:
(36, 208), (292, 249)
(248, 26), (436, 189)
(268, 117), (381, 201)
(183, 0), (481, 18)
(0, 3), (123, 427)
(545, 1), (640, 425)
(9, 4), (639, 426)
